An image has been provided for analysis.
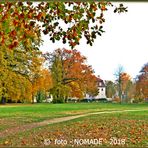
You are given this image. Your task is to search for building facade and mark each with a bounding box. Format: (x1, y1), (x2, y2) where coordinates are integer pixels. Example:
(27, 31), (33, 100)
(85, 76), (106, 99)
(94, 78), (106, 99)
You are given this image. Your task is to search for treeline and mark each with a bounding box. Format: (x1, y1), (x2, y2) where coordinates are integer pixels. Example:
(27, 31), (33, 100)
(0, 48), (98, 103)
(0, 2), (146, 104)
(105, 63), (148, 103)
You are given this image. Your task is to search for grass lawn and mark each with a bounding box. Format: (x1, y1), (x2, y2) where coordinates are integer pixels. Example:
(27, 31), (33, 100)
(0, 102), (147, 120)
(0, 103), (147, 147)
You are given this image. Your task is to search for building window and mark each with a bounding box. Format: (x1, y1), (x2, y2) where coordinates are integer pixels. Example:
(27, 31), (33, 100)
(101, 88), (103, 91)
(99, 82), (102, 86)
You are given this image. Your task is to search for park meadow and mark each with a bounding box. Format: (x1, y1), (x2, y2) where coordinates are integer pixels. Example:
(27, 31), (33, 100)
(0, 103), (148, 147)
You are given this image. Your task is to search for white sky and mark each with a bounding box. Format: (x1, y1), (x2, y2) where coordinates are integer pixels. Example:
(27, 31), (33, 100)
(40, 2), (148, 81)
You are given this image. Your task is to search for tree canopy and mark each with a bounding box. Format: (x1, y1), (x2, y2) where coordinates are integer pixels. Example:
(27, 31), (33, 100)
(136, 63), (148, 100)
(0, 2), (127, 103)
(44, 48), (98, 103)
(0, 2), (127, 49)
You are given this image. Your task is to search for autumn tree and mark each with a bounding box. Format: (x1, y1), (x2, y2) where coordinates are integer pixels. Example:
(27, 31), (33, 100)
(0, 31), (43, 103)
(120, 72), (133, 102)
(0, 2), (43, 103)
(0, 45), (39, 103)
(77, 65), (98, 98)
(32, 69), (53, 103)
(127, 81), (136, 102)
(106, 81), (116, 98)
(0, 2), (127, 103)
(60, 49), (98, 99)
(44, 48), (98, 103)
(0, 70), (32, 103)
(136, 63), (148, 101)
(44, 49), (71, 103)
(114, 65), (134, 103)
(0, 2), (127, 49)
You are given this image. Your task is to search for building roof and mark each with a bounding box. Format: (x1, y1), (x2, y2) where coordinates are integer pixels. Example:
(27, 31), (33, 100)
(97, 77), (106, 87)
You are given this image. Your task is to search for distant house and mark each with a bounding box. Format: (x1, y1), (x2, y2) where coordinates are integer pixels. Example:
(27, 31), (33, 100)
(85, 76), (106, 100)
(94, 77), (106, 99)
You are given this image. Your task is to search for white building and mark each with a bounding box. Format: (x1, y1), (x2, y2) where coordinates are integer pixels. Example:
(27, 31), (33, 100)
(95, 78), (106, 99)
(85, 76), (106, 100)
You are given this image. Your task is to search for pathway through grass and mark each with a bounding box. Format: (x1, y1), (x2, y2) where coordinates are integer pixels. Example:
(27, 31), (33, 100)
(0, 109), (147, 139)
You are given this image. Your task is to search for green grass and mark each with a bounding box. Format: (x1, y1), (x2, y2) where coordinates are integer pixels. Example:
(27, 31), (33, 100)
(0, 110), (147, 147)
(0, 103), (147, 123)
(0, 103), (147, 136)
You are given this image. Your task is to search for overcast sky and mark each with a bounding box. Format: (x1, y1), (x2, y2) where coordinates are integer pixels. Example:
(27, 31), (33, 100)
(40, 2), (148, 81)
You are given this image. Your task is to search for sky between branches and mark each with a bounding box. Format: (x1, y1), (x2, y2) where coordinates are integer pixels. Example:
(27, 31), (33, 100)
(40, 2), (148, 81)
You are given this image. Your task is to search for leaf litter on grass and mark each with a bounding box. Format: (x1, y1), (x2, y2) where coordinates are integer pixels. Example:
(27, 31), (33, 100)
(0, 112), (147, 147)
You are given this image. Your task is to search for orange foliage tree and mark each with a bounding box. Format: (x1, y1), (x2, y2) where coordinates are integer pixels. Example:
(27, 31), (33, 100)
(32, 69), (53, 102)
(136, 63), (148, 101)
(44, 48), (98, 103)
(0, 2), (127, 49)
(115, 66), (134, 103)
(120, 72), (133, 102)
(0, 2), (127, 103)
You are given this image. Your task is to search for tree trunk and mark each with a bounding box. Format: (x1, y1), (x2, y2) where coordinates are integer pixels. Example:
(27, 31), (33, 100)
(32, 94), (34, 104)
(1, 96), (6, 104)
